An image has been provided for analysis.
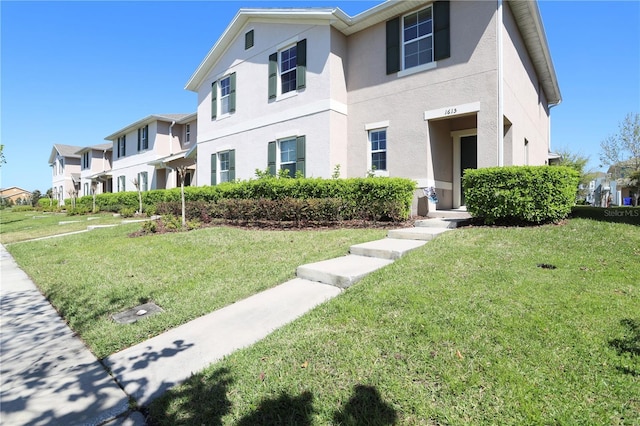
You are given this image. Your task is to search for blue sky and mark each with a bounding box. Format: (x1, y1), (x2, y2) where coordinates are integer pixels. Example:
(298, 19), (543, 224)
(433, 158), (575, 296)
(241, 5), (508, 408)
(1, 1), (639, 193)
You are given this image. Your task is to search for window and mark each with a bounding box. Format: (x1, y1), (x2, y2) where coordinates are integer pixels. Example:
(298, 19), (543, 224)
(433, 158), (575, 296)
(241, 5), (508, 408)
(220, 76), (231, 115)
(403, 7), (433, 69)
(138, 125), (148, 151)
(524, 139), (529, 165)
(370, 129), (387, 171)
(81, 152), (90, 169)
(245, 29), (254, 50)
(210, 150), (235, 185)
(268, 39), (306, 99)
(280, 46), (297, 95)
(211, 73), (236, 120)
(84, 183), (89, 196)
(386, 1), (449, 74)
(186, 124), (191, 143)
(138, 171), (148, 192)
(117, 136), (126, 157)
(58, 158), (64, 174)
(267, 136), (305, 177)
(118, 176), (126, 192)
(59, 186), (63, 202)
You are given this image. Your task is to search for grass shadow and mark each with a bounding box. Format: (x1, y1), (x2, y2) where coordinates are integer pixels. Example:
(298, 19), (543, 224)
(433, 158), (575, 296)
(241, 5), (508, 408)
(333, 384), (397, 426)
(236, 391), (314, 425)
(609, 318), (640, 376)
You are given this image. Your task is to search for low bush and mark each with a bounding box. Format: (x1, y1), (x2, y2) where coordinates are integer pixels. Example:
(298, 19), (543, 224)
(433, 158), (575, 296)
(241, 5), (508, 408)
(463, 166), (579, 225)
(571, 205), (640, 225)
(66, 206), (90, 216)
(119, 207), (136, 218)
(11, 205), (35, 212)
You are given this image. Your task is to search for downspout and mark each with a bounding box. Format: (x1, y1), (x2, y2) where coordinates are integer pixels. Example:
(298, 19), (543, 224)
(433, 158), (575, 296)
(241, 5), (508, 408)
(169, 121), (176, 155)
(497, 0), (504, 167)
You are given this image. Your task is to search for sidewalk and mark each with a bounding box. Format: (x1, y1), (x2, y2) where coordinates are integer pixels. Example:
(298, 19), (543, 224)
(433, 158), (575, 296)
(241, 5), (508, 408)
(0, 244), (130, 425)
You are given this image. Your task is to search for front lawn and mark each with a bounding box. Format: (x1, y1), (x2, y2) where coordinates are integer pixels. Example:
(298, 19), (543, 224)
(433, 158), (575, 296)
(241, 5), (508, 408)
(5, 224), (387, 358)
(148, 219), (640, 425)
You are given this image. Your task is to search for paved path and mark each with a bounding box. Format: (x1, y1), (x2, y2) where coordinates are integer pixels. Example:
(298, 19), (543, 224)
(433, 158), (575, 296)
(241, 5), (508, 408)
(0, 244), (130, 425)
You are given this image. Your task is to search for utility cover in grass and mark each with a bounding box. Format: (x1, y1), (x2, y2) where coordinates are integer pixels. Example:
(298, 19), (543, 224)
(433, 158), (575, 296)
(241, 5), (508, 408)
(112, 303), (163, 324)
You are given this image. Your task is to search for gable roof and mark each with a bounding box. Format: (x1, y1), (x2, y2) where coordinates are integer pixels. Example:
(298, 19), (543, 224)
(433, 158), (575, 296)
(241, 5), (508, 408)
(48, 144), (83, 164)
(75, 143), (113, 155)
(104, 113), (196, 141)
(185, 0), (561, 105)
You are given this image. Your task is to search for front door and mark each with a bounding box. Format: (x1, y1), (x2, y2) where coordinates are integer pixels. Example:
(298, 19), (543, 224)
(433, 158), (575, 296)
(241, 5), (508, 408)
(459, 135), (477, 205)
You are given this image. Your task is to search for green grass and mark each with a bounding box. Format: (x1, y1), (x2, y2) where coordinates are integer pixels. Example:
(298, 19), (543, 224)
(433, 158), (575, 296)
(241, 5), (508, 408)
(5, 223), (387, 358)
(0, 210), (125, 244)
(148, 219), (640, 425)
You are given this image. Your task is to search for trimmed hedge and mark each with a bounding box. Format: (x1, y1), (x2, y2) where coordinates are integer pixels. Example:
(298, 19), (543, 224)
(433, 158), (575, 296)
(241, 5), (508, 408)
(76, 177), (416, 222)
(463, 166), (579, 224)
(571, 206), (640, 225)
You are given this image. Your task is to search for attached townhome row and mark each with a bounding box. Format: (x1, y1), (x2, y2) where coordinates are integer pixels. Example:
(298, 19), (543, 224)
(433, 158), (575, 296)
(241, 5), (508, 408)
(50, 0), (561, 215)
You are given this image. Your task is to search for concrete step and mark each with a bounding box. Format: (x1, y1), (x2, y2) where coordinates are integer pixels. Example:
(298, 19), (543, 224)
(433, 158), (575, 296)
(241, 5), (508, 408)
(387, 227), (450, 241)
(427, 209), (472, 220)
(297, 255), (393, 288)
(350, 238), (427, 260)
(87, 224), (118, 231)
(414, 218), (469, 229)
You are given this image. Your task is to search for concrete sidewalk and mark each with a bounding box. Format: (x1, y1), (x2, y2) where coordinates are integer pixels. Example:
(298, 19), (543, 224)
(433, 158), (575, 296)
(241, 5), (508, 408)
(0, 244), (130, 425)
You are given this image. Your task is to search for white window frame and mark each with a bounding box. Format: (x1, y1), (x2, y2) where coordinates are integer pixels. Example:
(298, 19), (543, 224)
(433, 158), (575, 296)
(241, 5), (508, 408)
(140, 125), (149, 151)
(118, 176), (126, 192)
(402, 6), (434, 70)
(185, 124), (191, 143)
(365, 122), (389, 177)
(138, 171), (148, 192)
(219, 75), (232, 116)
(219, 151), (230, 183)
(279, 44), (297, 96)
(84, 182), (89, 196)
(279, 137), (297, 176)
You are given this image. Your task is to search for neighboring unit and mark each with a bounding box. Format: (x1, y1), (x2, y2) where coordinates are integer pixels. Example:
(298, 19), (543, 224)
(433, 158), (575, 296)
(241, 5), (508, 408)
(0, 186), (32, 205)
(76, 143), (113, 197)
(104, 113), (198, 192)
(49, 144), (83, 205)
(186, 0), (561, 214)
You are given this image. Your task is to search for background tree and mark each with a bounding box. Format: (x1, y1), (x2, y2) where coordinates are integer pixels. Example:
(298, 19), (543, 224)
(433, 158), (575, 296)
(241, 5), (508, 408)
(600, 113), (640, 205)
(132, 177), (143, 214)
(176, 166), (188, 227)
(551, 147), (595, 202)
(31, 190), (42, 207)
(46, 188), (53, 207)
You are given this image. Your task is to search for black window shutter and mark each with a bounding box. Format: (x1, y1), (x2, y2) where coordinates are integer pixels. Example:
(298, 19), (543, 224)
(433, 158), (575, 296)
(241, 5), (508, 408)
(229, 149), (236, 181)
(137, 128), (141, 151)
(210, 153), (217, 185)
(123, 135), (126, 156)
(245, 30), (254, 50)
(229, 73), (236, 113)
(211, 81), (217, 120)
(268, 53), (278, 100)
(296, 136), (306, 178)
(434, 1), (451, 61)
(386, 17), (400, 74)
(296, 39), (307, 90)
(267, 141), (276, 175)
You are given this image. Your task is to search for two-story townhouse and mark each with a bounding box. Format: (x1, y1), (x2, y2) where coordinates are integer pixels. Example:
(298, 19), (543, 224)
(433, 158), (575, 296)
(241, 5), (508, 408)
(75, 143), (113, 197)
(48, 144), (83, 205)
(186, 0), (560, 214)
(104, 113), (197, 192)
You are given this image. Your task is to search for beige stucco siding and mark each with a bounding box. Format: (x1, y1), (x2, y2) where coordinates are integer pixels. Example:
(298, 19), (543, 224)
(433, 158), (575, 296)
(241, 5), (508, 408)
(346, 1), (499, 180)
(501, 1), (550, 166)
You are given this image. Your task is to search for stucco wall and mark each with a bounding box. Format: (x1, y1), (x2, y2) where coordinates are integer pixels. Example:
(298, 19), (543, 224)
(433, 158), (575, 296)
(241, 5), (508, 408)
(501, 1), (551, 166)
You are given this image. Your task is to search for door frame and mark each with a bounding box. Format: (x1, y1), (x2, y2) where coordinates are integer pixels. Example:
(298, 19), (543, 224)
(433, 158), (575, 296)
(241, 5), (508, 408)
(452, 129), (477, 208)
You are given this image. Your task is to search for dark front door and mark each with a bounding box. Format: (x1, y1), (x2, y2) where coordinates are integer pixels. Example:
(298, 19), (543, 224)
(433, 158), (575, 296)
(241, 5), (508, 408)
(460, 135), (477, 205)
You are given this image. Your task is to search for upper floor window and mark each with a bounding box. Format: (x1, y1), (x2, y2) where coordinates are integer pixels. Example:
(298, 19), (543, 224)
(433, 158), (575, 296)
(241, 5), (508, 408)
(211, 73), (236, 120)
(369, 129), (387, 172)
(58, 158), (64, 175)
(403, 7), (433, 69)
(81, 152), (90, 169)
(117, 136), (126, 157)
(268, 39), (306, 100)
(386, 1), (449, 75)
(245, 29), (254, 50)
(138, 125), (149, 151)
(186, 124), (191, 143)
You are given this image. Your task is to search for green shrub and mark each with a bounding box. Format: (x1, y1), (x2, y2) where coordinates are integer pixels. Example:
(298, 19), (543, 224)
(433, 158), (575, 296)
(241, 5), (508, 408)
(463, 166), (579, 225)
(119, 207), (136, 218)
(66, 206), (90, 216)
(571, 206), (640, 225)
(12, 205), (35, 212)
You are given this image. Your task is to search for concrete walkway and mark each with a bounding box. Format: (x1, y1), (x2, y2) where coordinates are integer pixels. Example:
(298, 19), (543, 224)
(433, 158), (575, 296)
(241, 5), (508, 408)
(0, 211), (468, 424)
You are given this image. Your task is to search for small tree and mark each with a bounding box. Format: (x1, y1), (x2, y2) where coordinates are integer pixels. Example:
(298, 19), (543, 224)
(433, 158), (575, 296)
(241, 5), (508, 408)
(551, 148), (595, 202)
(132, 177), (143, 215)
(176, 166), (188, 227)
(30, 190), (42, 207)
(91, 181), (98, 213)
(600, 113), (640, 206)
(67, 188), (77, 209)
(46, 188), (53, 207)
